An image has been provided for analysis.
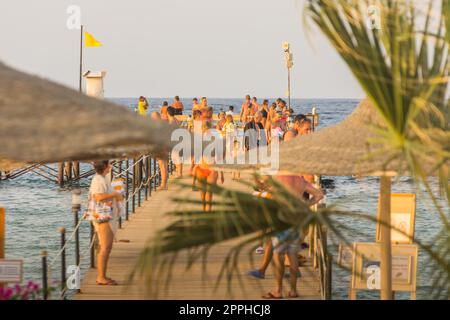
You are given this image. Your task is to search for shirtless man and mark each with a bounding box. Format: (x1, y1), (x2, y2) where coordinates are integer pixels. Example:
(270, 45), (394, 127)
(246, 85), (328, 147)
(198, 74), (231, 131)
(172, 96), (184, 115)
(200, 97), (208, 109)
(239, 95), (252, 124)
(192, 98), (201, 112)
(284, 116), (314, 183)
(167, 106), (180, 126)
(264, 173), (323, 299)
(283, 115), (312, 141)
(248, 117), (321, 299)
(251, 97), (259, 114)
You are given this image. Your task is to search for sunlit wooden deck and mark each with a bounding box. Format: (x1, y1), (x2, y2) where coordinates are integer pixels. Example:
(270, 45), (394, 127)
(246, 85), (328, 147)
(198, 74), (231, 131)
(76, 172), (321, 300)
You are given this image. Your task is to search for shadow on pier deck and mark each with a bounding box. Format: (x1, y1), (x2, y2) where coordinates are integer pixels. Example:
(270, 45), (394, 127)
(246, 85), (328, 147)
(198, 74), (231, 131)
(76, 173), (322, 300)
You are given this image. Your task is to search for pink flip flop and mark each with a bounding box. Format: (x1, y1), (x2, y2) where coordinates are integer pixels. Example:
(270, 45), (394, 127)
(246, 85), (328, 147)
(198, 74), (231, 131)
(262, 292), (283, 299)
(96, 279), (118, 286)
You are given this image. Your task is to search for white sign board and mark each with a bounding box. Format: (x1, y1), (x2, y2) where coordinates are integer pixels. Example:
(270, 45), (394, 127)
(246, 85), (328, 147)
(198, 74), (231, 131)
(0, 259), (23, 283)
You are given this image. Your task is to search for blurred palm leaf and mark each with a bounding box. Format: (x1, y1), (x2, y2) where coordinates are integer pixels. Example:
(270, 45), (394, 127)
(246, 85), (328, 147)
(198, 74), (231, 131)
(304, 0), (449, 210)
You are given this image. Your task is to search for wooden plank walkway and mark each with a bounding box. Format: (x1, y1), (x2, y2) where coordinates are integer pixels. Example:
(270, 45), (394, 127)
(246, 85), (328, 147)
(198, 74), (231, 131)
(76, 172), (321, 300)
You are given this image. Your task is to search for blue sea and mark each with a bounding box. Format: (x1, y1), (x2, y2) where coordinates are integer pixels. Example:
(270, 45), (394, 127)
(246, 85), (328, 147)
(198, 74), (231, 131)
(0, 97), (446, 299)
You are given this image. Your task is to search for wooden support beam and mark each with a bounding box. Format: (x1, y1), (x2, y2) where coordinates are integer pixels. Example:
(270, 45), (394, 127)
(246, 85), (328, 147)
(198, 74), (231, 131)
(379, 175), (393, 300)
(73, 161), (80, 179)
(58, 162), (65, 186)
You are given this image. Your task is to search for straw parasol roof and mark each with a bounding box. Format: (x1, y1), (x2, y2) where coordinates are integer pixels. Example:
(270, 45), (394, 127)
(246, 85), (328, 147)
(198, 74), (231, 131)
(0, 61), (176, 170)
(214, 99), (443, 176)
(277, 99), (400, 176)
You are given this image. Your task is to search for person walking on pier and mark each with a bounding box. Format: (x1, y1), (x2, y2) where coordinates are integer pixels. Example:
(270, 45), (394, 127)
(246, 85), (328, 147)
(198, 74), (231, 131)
(89, 160), (122, 286)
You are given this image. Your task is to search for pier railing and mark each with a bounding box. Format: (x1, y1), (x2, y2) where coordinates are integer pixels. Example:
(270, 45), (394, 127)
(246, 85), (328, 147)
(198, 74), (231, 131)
(41, 154), (175, 299)
(310, 177), (332, 300)
(313, 221), (332, 300)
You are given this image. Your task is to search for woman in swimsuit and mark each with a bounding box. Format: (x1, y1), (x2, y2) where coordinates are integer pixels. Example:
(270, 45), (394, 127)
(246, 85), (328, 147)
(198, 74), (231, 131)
(192, 123), (223, 211)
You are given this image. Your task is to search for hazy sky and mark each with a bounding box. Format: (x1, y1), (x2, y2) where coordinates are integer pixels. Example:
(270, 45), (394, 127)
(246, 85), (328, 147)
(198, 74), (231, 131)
(0, 0), (364, 99)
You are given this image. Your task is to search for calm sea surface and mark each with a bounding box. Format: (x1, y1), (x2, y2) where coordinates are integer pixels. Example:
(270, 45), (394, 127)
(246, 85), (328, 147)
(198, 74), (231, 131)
(0, 98), (445, 299)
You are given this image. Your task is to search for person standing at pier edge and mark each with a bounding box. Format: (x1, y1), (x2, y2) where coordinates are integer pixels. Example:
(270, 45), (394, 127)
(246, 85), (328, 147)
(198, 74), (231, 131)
(160, 101), (169, 121)
(137, 96), (149, 117)
(251, 97), (259, 114)
(239, 95), (252, 124)
(226, 105), (234, 116)
(244, 111), (266, 150)
(200, 97), (208, 109)
(216, 111), (226, 131)
(89, 160), (122, 286)
(192, 98), (201, 113)
(260, 99), (270, 128)
(167, 107), (183, 178)
(172, 96), (184, 115)
(156, 108), (169, 190)
(283, 114), (312, 141)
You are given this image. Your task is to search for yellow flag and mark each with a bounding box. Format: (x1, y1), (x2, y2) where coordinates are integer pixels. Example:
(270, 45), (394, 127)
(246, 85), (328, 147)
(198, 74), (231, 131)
(85, 31), (102, 47)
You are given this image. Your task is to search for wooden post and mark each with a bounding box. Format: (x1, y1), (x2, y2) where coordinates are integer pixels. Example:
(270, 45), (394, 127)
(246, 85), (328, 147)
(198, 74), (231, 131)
(58, 162), (65, 186)
(65, 162), (73, 181)
(326, 253), (332, 300)
(138, 159), (142, 207)
(144, 159), (148, 201)
(0, 207), (5, 289)
(73, 207), (80, 267)
(349, 288), (357, 300)
(41, 250), (48, 300)
(132, 158), (136, 213)
(73, 162), (80, 179)
(379, 175), (393, 300)
(59, 227), (66, 295)
(147, 157), (153, 197)
(90, 222), (95, 268)
(125, 159), (130, 220)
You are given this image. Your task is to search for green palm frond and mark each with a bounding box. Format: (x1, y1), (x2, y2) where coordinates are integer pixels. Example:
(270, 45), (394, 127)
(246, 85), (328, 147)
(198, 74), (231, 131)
(304, 1), (449, 209)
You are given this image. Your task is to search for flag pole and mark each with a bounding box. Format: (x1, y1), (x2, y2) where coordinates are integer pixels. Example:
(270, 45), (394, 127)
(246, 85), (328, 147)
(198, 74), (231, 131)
(73, 24), (84, 180)
(79, 24), (84, 92)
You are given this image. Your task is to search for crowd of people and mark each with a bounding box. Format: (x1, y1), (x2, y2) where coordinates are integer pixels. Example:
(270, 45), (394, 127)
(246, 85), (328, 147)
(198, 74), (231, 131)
(88, 94), (323, 299)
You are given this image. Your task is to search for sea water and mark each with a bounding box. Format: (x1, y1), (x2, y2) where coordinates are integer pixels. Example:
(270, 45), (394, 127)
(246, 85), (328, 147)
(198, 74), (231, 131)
(0, 98), (446, 299)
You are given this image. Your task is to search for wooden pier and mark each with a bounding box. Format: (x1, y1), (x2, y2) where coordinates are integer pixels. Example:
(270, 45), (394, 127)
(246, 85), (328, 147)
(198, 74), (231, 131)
(76, 172), (322, 300)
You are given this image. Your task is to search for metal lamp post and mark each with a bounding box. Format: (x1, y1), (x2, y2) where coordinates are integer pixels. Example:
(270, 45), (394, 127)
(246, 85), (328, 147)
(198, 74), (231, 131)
(283, 42), (294, 109)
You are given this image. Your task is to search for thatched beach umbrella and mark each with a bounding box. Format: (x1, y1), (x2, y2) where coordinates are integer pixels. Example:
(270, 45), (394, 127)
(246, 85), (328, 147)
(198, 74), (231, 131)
(277, 99), (437, 300)
(215, 99), (437, 299)
(278, 99), (406, 176)
(0, 61), (176, 169)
